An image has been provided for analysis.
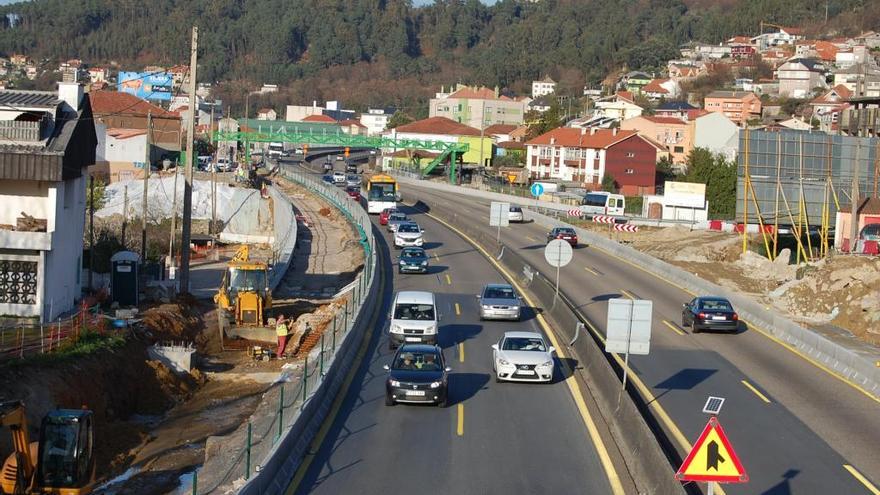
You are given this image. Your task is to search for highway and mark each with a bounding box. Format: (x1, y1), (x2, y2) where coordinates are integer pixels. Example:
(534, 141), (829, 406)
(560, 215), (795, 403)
(286, 160), (620, 494)
(404, 183), (880, 495)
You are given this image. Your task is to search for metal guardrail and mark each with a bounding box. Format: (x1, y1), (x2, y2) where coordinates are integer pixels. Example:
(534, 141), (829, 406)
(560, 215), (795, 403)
(194, 165), (378, 495)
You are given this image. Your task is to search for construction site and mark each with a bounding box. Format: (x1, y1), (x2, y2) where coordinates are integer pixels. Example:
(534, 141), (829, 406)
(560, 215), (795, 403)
(0, 172), (364, 495)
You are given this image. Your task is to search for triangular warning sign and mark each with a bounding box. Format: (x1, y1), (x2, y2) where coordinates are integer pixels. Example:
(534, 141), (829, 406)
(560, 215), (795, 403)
(676, 417), (748, 483)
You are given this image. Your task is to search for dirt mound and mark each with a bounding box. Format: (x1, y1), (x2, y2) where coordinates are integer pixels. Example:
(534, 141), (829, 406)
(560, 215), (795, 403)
(140, 301), (205, 343)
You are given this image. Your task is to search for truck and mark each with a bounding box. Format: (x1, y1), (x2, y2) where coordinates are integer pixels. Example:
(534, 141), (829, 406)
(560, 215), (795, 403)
(268, 142), (284, 158)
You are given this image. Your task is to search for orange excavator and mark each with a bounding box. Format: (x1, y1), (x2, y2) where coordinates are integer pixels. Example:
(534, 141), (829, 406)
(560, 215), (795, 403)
(0, 401), (94, 495)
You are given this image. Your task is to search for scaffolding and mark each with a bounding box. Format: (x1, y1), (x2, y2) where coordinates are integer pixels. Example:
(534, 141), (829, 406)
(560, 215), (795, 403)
(738, 129), (880, 263)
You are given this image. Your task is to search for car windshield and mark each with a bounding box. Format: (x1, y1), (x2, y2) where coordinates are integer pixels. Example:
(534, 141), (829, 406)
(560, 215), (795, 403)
(484, 286), (515, 299)
(398, 224), (420, 233)
(392, 351), (441, 371)
(389, 213), (407, 221)
(582, 193), (608, 207)
(700, 299), (733, 311)
(368, 182), (397, 201)
(510, 206), (522, 212)
(401, 249), (423, 259)
(228, 268), (266, 292)
(502, 337), (546, 352)
(394, 303), (435, 320)
(556, 228), (575, 235)
(347, 175), (358, 181)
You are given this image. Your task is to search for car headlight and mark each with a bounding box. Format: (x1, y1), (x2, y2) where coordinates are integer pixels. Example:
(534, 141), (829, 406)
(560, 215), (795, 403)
(390, 324), (402, 333)
(421, 261), (428, 266)
(481, 304), (491, 310)
(430, 381), (441, 389)
(539, 360), (553, 368)
(498, 358), (510, 366)
(390, 380), (401, 387)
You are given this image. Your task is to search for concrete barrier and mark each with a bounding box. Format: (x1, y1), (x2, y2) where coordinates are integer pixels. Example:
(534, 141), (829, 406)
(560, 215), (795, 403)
(411, 198), (687, 495)
(267, 185), (297, 291)
(399, 176), (880, 401)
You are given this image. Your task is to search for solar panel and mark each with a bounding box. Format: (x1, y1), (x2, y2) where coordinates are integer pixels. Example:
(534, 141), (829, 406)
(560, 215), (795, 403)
(703, 396), (725, 415)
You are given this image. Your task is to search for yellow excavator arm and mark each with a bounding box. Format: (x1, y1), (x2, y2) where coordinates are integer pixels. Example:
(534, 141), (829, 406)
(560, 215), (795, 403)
(1, 401), (34, 495)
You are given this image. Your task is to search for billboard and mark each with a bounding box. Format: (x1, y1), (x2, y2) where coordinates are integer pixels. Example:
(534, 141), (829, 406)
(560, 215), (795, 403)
(117, 71), (173, 101)
(664, 181), (706, 208)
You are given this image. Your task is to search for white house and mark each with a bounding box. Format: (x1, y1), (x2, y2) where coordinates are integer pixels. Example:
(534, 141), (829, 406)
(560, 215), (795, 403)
(0, 83), (98, 322)
(594, 93), (644, 121)
(692, 112), (739, 162)
(532, 76), (557, 98)
(286, 102), (325, 122)
(360, 108), (391, 136)
(776, 58), (828, 98)
(256, 108), (277, 120)
(751, 27), (804, 50)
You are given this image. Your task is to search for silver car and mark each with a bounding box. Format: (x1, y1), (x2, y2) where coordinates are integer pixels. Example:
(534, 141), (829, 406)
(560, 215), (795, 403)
(387, 212), (409, 232)
(477, 283), (522, 321)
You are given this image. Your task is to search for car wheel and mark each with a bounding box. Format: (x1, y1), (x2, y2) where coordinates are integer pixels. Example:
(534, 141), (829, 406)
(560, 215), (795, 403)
(692, 325), (701, 334)
(681, 315), (689, 327)
(385, 394), (394, 406)
(437, 398), (447, 408)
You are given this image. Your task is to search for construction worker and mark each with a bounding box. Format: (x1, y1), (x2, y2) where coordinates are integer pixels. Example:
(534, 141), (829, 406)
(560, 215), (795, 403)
(276, 314), (291, 358)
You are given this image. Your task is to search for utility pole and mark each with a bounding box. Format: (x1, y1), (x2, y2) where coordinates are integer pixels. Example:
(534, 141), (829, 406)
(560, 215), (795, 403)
(141, 111), (151, 261)
(88, 176), (94, 292)
(122, 185), (128, 247)
(850, 142), (861, 252)
(179, 26), (199, 294)
(168, 163), (179, 264)
(210, 104), (217, 236)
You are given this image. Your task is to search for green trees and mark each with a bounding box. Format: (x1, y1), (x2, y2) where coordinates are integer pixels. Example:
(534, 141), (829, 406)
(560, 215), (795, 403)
(680, 148), (737, 219)
(601, 174), (619, 193)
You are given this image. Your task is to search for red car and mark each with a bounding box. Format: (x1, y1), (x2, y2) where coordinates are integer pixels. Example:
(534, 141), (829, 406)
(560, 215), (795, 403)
(346, 186), (361, 201)
(379, 207), (397, 225)
(547, 227), (578, 246)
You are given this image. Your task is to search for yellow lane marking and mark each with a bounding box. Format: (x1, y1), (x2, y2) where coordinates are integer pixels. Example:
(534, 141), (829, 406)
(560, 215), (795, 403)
(583, 266), (600, 276)
(662, 320), (686, 336)
(286, 239), (387, 494)
(455, 303), (461, 316)
(741, 380), (771, 404)
(844, 465), (880, 495)
(427, 212), (626, 495)
(591, 244), (880, 406)
(459, 342), (465, 363)
(434, 252), (440, 261)
(456, 403), (464, 436)
(445, 274), (452, 285)
(526, 235), (538, 242)
(620, 289), (636, 300)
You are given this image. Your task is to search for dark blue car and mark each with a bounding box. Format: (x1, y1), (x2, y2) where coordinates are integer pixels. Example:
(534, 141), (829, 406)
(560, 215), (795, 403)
(321, 174), (334, 184)
(384, 344), (450, 407)
(398, 247), (429, 274)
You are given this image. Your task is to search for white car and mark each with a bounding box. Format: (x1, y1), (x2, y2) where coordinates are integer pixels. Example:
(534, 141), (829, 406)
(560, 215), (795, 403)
(394, 222), (424, 248)
(332, 171), (346, 185)
(508, 205), (524, 223)
(491, 331), (555, 383)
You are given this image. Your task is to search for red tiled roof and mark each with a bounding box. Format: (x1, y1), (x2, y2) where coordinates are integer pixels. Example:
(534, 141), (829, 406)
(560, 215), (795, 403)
(616, 91), (635, 103)
(811, 84), (853, 105)
(446, 86), (512, 101)
(642, 79), (670, 94)
(814, 40), (839, 62)
(728, 36), (752, 44)
(526, 127), (656, 150)
(643, 116), (686, 125)
(89, 90), (178, 118)
(106, 128), (147, 139)
(394, 116), (481, 136)
(302, 114), (337, 123)
(339, 119), (366, 128)
(484, 124), (518, 135)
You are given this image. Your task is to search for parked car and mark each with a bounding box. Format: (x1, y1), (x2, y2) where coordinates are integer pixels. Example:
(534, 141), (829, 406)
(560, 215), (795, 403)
(491, 332), (555, 383)
(379, 208), (398, 226)
(477, 283), (522, 321)
(387, 212), (409, 232)
(547, 226), (578, 246)
(398, 247), (429, 274)
(508, 205), (524, 223)
(345, 186), (361, 201)
(384, 344), (450, 407)
(681, 297), (739, 333)
(394, 222), (424, 248)
(332, 171), (346, 185)
(321, 174), (334, 184)
(336, 155), (345, 161)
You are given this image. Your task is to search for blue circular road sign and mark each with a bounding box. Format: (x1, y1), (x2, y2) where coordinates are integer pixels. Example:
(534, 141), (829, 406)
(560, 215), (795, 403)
(530, 183), (544, 197)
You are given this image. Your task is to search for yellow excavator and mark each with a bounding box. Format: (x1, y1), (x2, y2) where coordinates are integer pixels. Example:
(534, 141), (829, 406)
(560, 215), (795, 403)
(214, 246), (273, 339)
(1, 401), (94, 495)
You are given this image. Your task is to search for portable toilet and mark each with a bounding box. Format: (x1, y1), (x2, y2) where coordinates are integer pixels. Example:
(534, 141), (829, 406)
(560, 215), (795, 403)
(110, 251), (140, 306)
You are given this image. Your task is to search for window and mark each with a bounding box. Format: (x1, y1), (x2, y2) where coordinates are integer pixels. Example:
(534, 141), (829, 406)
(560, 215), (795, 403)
(626, 152), (635, 158)
(674, 146), (684, 153)
(625, 168), (634, 174)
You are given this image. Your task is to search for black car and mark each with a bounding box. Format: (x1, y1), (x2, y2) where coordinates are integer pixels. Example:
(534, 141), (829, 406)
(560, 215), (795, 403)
(398, 247), (429, 274)
(345, 162), (358, 174)
(384, 344), (450, 407)
(547, 227), (578, 246)
(682, 297), (739, 333)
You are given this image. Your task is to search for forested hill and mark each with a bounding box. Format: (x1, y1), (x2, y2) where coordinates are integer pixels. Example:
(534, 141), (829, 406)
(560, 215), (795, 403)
(1, 0), (878, 108)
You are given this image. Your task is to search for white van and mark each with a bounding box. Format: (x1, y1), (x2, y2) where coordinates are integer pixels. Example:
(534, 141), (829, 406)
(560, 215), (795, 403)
(389, 291), (439, 348)
(579, 191), (625, 216)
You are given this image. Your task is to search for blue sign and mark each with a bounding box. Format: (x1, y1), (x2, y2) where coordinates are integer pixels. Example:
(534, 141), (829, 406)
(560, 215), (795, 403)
(530, 183), (544, 197)
(118, 71), (173, 101)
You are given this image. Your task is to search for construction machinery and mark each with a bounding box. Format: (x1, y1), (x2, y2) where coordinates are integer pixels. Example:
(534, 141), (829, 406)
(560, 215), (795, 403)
(1, 401), (94, 495)
(214, 245), (275, 342)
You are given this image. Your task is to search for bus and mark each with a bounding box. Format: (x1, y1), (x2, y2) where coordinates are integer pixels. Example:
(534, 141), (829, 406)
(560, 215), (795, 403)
(366, 174), (399, 214)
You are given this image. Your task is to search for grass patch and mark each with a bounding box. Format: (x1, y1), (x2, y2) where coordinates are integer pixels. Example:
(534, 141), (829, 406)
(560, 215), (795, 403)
(0, 331), (127, 369)
(625, 196), (643, 215)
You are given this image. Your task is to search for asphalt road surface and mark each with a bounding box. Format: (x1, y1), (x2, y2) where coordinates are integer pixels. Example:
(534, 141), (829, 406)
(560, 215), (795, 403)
(288, 169), (616, 494)
(404, 183), (880, 495)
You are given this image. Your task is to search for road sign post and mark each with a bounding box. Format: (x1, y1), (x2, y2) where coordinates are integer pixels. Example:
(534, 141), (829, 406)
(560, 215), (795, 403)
(544, 239), (573, 299)
(530, 183), (544, 212)
(489, 201), (510, 244)
(606, 298), (652, 394)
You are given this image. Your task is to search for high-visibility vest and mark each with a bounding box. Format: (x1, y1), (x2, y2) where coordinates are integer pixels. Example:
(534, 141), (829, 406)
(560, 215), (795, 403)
(276, 323), (289, 337)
